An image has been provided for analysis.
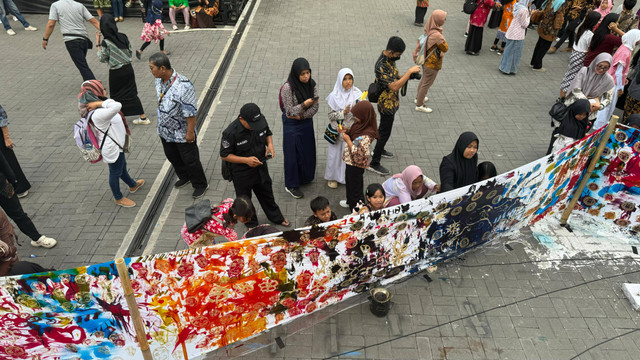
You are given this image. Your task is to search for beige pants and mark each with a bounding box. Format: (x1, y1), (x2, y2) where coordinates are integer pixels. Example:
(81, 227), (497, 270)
(416, 66), (439, 107)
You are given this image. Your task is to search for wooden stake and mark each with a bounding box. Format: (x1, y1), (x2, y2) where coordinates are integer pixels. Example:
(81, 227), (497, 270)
(559, 115), (619, 228)
(115, 258), (154, 360)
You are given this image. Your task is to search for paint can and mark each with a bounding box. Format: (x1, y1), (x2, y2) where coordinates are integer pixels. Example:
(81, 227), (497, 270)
(369, 287), (392, 317)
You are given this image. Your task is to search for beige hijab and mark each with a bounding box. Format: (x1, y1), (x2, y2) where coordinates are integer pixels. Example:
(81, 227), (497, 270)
(425, 10), (446, 51)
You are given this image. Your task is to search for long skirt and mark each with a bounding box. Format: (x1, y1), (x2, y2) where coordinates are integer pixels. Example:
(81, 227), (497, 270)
(109, 63), (145, 116)
(593, 90), (619, 130)
(465, 25), (484, 53)
(0, 136), (30, 194)
(282, 113), (316, 189)
(324, 138), (346, 184)
(560, 51), (587, 93)
(499, 39), (524, 74)
(623, 95), (640, 123)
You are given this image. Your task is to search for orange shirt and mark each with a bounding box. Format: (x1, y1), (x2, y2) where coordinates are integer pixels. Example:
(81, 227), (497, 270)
(499, 1), (515, 33)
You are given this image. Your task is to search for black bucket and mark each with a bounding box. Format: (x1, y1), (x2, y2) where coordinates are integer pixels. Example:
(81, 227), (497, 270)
(369, 288), (392, 317)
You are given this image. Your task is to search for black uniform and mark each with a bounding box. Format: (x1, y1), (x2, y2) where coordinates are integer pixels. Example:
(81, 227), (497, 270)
(220, 119), (285, 227)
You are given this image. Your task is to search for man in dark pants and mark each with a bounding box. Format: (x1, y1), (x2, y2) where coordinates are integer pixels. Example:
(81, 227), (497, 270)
(220, 103), (290, 228)
(368, 36), (421, 176)
(149, 52), (209, 199)
(42, 0), (100, 81)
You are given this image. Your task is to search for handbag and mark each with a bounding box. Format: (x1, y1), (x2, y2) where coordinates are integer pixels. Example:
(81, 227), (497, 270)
(463, 0), (483, 15)
(324, 123), (339, 144)
(549, 97), (568, 126)
(488, 9), (503, 29)
(367, 81), (385, 103)
(185, 199), (212, 233)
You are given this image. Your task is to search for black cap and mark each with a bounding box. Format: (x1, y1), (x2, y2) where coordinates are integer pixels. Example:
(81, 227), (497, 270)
(239, 103), (268, 131)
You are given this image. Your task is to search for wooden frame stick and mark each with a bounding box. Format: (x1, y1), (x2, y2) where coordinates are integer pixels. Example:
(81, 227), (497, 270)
(115, 258), (154, 360)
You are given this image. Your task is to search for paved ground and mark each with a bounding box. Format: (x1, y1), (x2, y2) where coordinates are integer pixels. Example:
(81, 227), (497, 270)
(2, 0), (640, 359)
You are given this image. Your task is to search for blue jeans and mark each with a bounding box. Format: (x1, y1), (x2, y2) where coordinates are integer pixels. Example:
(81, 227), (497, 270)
(108, 152), (137, 200)
(499, 39), (525, 75)
(111, 0), (124, 18)
(0, 0), (29, 31)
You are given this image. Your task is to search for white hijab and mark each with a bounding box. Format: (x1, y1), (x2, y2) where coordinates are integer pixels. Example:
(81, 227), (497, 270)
(622, 29), (640, 51)
(326, 68), (363, 112)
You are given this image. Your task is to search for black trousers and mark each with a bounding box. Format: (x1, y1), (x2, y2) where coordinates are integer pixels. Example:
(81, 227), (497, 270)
(160, 138), (208, 189)
(0, 137), (30, 194)
(232, 167), (285, 228)
(465, 25), (484, 53)
(10, 261), (54, 276)
(345, 164), (364, 211)
(530, 37), (553, 69)
(0, 195), (41, 241)
(414, 6), (428, 24)
(64, 39), (95, 81)
(371, 112), (395, 166)
(554, 19), (580, 49)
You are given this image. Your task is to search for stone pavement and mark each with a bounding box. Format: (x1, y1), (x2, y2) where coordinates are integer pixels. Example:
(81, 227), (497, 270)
(1, 0), (640, 359)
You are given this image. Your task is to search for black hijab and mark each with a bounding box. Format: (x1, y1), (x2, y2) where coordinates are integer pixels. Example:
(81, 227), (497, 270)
(287, 58), (316, 104)
(100, 14), (130, 50)
(443, 132), (479, 190)
(557, 99), (591, 139)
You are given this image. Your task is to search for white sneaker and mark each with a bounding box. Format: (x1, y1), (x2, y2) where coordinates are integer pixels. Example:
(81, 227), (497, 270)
(31, 235), (57, 248)
(413, 97), (428, 105)
(172, 24), (178, 30)
(7, 29), (16, 36)
(415, 106), (432, 113)
(11, 16), (17, 22)
(184, 25), (191, 30)
(339, 200), (349, 208)
(17, 190), (29, 198)
(24, 26), (37, 31)
(133, 117), (151, 125)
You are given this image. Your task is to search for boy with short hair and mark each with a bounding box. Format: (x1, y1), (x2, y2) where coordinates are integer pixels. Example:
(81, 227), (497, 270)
(304, 196), (337, 227)
(617, 0), (638, 33)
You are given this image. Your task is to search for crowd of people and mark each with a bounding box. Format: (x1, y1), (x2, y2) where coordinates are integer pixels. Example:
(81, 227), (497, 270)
(4, 0), (640, 272)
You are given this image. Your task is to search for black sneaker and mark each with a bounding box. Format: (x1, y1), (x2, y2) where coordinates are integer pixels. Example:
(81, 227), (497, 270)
(192, 185), (209, 199)
(367, 164), (390, 176)
(285, 187), (304, 199)
(175, 179), (191, 188)
(381, 150), (394, 159)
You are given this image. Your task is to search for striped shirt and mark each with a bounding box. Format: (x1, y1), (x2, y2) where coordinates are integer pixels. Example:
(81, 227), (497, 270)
(97, 39), (132, 70)
(505, 8), (530, 41)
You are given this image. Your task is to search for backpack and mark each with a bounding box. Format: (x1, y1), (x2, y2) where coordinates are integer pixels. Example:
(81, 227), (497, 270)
(367, 81), (385, 103)
(74, 111), (104, 163)
(415, 34), (429, 65)
(463, 0), (482, 15)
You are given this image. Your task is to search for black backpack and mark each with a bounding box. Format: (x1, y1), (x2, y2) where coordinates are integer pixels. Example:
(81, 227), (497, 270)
(367, 81), (385, 103)
(463, 0), (482, 15)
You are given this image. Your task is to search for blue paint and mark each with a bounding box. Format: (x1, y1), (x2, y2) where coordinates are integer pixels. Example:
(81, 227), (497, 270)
(532, 233), (557, 249)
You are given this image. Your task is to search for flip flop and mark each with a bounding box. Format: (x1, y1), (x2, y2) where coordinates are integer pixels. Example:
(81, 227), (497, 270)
(280, 219), (291, 227)
(162, 51), (172, 56)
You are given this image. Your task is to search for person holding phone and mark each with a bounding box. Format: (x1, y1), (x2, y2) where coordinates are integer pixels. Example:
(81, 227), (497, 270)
(220, 103), (290, 228)
(279, 57), (319, 199)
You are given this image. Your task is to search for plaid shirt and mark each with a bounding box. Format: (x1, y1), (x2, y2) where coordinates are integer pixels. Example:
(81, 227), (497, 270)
(155, 71), (198, 143)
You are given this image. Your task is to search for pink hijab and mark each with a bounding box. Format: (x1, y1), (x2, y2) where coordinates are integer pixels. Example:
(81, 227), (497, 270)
(393, 165), (424, 198)
(595, 0), (613, 18)
(425, 10), (447, 50)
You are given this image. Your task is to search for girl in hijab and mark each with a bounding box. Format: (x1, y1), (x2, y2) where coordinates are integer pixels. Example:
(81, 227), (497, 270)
(530, 0), (569, 72)
(413, 9), (448, 113)
(594, 0), (613, 26)
(594, 29), (640, 128)
(547, 99), (591, 154)
(584, 13), (625, 66)
(490, 0), (516, 55)
(439, 132), (479, 192)
(78, 80), (145, 208)
(136, 0), (169, 60)
(499, 0), (532, 75)
(558, 11), (602, 97)
(465, 0), (499, 55)
(324, 68), (362, 189)
(564, 52), (615, 122)
(342, 101), (379, 210)
(280, 58), (319, 199)
(382, 165), (439, 207)
(96, 14), (149, 125)
(623, 53), (640, 122)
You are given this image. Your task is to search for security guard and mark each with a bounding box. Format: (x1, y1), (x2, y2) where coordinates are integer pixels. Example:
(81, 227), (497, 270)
(220, 103), (290, 228)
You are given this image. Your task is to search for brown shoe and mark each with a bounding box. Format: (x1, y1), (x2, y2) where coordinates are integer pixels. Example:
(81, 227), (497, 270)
(547, 46), (557, 54)
(115, 197), (136, 207)
(130, 179), (145, 193)
(562, 47), (572, 52)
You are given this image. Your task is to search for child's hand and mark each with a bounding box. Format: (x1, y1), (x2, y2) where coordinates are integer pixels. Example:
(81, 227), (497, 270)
(341, 133), (351, 142)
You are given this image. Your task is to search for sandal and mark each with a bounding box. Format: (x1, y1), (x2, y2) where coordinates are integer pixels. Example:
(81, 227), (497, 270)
(162, 51), (172, 56)
(136, 50), (142, 60)
(280, 219), (291, 227)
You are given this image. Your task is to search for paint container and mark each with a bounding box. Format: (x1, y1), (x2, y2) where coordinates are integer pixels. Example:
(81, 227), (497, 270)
(369, 287), (392, 317)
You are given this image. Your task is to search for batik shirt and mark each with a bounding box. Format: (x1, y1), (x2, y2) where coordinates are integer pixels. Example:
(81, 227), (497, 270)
(155, 70), (198, 143)
(618, 9), (639, 33)
(375, 53), (400, 116)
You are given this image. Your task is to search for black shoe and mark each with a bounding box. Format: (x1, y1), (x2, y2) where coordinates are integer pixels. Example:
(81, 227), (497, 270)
(174, 178), (191, 188)
(285, 187), (304, 199)
(367, 164), (390, 176)
(192, 185), (209, 199)
(381, 150), (394, 159)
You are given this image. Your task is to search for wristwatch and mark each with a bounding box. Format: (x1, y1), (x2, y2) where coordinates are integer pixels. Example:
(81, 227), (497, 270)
(42, 37), (48, 41)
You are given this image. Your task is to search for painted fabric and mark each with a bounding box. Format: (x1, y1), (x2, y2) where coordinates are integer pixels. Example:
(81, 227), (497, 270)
(155, 71), (198, 143)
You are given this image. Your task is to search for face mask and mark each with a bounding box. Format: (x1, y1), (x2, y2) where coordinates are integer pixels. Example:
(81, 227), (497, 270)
(389, 55), (401, 62)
